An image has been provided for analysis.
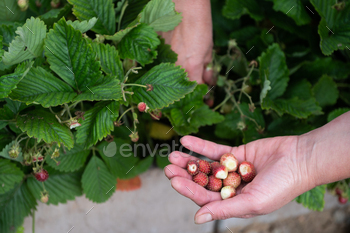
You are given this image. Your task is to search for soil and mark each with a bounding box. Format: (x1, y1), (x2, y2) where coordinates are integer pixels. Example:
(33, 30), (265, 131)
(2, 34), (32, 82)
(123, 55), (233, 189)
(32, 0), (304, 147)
(221, 205), (350, 233)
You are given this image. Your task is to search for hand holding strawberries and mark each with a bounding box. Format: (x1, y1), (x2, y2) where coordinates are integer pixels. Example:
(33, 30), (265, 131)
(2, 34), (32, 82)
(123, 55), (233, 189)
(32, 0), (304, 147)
(164, 111), (350, 224)
(165, 135), (311, 223)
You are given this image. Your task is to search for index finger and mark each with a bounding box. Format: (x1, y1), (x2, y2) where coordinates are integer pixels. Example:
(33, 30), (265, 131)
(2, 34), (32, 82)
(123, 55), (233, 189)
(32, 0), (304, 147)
(180, 136), (246, 161)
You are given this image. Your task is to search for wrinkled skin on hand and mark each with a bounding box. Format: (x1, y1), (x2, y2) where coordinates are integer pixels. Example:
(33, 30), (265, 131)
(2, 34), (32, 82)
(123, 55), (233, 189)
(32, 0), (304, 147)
(159, 0), (214, 85)
(164, 135), (315, 224)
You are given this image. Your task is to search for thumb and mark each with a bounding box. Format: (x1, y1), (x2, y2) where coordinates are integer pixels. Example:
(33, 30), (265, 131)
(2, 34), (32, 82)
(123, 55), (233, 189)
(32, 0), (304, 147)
(194, 193), (261, 224)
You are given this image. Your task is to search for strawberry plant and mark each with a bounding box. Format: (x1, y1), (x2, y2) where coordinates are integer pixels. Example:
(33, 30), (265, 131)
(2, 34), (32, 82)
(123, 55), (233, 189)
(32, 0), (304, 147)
(0, 0), (349, 232)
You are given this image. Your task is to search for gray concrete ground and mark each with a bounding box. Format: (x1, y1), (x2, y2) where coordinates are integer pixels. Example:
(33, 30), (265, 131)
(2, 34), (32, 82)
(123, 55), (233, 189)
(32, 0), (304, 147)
(23, 168), (343, 233)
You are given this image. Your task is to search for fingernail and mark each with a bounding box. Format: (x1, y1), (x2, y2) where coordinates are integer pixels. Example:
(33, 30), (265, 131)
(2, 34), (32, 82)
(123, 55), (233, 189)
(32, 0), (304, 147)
(195, 213), (212, 224)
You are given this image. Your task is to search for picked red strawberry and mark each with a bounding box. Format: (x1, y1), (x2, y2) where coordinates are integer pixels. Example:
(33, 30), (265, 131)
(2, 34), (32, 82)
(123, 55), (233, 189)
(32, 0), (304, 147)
(187, 160), (199, 176)
(193, 172), (209, 187)
(198, 160), (211, 175)
(220, 186), (236, 200)
(34, 169), (49, 182)
(206, 175), (222, 192)
(223, 172), (241, 188)
(210, 161), (220, 171)
(239, 161), (256, 182)
(212, 165), (228, 179)
(220, 153), (239, 172)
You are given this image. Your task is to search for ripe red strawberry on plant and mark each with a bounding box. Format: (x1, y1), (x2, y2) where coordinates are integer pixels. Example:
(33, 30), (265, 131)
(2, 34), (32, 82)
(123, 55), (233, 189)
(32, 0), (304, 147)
(187, 160), (199, 175)
(220, 153), (239, 172)
(34, 169), (49, 182)
(206, 175), (222, 192)
(193, 172), (209, 187)
(212, 165), (228, 179)
(239, 161), (256, 182)
(137, 102), (148, 112)
(223, 172), (241, 188)
(198, 160), (211, 174)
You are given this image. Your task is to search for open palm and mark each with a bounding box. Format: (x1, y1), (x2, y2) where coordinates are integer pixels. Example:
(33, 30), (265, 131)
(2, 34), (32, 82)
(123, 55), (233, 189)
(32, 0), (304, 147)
(164, 135), (315, 224)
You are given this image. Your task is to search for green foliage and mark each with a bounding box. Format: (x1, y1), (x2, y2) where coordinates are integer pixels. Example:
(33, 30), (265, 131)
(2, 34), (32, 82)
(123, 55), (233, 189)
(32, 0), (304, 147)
(164, 85), (224, 135)
(76, 101), (119, 148)
(68, 0), (116, 35)
(0, 141), (23, 163)
(0, 62), (32, 98)
(271, 0), (311, 25)
(327, 108), (350, 122)
(16, 108), (74, 149)
(46, 143), (90, 172)
(132, 63), (196, 110)
(312, 75), (339, 108)
(0, 182), (37, 233)
(311, 0), (350, 55)
(0, 160), (24, 194)
(81, 156), (115, 203)
(295, 185), (326, 211)
(140, 0), (182, 32)
(117, 23), (160, 66)
(223, 0), (263, 21)
(2, 17), (46, 66)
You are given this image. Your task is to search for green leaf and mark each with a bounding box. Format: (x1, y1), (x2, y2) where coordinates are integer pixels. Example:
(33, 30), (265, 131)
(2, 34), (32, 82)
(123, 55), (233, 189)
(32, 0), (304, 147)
(9, 66), (76, 107)
(73, 77), (122, 102)
(0, 182), (37, 233)
(46, 143), (90, 172)
(67, 17), (98, 33)
(267, 116), (315, 136)
(262, 97), (322, 118)
(16, 108), (74, 149)
(140, 0), (182, 32)
(98, 138), (141, 179)
(0, 24), (18, 48)
(0, 159), (24, 194)
(45, 18), (101, 92)
(76, 101), (119, 149)
(312, 75), (339, 107)
(156, 153), (170, 169)
(0, 141), (23, 163)
(81, 156), (115, 203)
(90, 42), (124, 80)
(311, 0), (350, 55)
(68, 0), (116, 35)
(132, 63), (196, 110)
(260, 79), (271, 103)
(215, 110), (242, 139)
(295, 185), (326, 211)
(105, 23), (139, 43)
(120, 0), (149, 29)
(0, 62), (32, 98)
(39, 4), (73, 27)
(2, 17), (46, 66)
(15, 226), (24, 233)
(272, 0), (311, 25)
(223, 0), (263, 21)
(154, 37), (178, 64)
(258, 43), (289, 100)
(117, 23), (160, 66)
(0, 0), (25, 22)
(283, 79), (313, 101)
(294, 57), (350, 81)
(327, 108), (349, 122)
(27, 167), (82, 205)
(4, 99), (26, 115)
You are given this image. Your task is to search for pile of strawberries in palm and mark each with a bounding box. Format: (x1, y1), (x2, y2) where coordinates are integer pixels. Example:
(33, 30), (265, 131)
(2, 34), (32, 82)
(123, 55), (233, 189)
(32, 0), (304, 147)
(187, 153), (256, 200)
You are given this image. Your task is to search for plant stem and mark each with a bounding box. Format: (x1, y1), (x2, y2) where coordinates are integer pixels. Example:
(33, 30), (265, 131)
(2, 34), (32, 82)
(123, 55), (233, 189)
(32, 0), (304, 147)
(123, 83), (147, 88)
(32, 209), (35, 233)
(118, 0), (129, 31)
(213, 95), (231, 111)
(116, 107), (134, 123)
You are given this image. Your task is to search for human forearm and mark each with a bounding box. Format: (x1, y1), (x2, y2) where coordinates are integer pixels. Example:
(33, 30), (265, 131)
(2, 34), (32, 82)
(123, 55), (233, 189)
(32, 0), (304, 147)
(299, 111), (350, 186)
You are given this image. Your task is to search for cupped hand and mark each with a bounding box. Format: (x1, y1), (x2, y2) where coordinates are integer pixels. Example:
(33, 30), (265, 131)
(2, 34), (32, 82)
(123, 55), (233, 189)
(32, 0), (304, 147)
(164, 135), (316, 224)
(159, 0), (214, 85)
